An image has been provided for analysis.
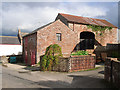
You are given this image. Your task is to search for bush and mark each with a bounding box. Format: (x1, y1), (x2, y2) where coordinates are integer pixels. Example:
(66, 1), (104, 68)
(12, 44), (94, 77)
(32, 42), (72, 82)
(71, 50), (89, 56)
(40, 55), (47, 71)
(40, 44), (62, 71)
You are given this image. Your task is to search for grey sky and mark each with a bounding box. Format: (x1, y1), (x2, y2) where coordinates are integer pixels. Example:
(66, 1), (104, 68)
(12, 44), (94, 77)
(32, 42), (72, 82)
(1, 2), (118, 36)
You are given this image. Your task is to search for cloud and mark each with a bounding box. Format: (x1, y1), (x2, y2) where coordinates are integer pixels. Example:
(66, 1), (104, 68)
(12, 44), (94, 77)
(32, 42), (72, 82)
(2, 2), (117, 36)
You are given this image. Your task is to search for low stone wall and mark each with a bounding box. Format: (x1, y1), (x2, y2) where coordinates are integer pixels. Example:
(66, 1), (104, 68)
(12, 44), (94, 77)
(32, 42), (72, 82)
(53, 55), (96, 72)
(70, 55), (95, 72)
(52, 57), (70, 72)
(104, 57), (120, 88)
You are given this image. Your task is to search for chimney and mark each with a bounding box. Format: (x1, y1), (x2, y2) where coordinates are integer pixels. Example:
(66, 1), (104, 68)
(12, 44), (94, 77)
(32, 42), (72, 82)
(18, 29), (21, 34)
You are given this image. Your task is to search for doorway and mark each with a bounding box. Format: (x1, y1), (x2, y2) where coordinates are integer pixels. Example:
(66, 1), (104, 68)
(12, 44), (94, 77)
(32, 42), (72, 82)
(80, 32), (95, 50)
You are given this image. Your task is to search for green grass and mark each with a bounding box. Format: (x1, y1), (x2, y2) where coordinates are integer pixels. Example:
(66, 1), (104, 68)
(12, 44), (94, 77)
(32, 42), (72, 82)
(82, 67), (100, 71)
(71, 50), (89, 56)
(70, 67), (100, 73)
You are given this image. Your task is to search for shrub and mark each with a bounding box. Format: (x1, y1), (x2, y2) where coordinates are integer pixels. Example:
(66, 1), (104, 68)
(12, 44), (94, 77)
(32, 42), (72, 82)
(40, 44), (62, 71)
(40, 55), (47, 71)
(71, 50), (89, 56)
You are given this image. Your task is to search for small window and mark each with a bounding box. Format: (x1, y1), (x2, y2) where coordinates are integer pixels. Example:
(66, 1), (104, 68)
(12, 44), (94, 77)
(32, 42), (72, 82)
(56, 33), (61, 41)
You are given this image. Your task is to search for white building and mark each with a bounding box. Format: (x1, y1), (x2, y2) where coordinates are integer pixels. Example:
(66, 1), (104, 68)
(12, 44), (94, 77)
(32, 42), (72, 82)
(0, 36), (22, 56)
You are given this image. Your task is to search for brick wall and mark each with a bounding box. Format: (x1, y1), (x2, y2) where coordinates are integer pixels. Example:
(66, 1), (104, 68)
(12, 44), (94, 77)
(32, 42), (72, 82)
(23, 33), (37, 65)
(23, 18), (117, 64)
(69, 55), (95, 72)
(105, 57), (120, 88)
(69, 22), (117, 46)
(56, 15), (117, 46)
(36, 20), (78, 63)
(52, 55), (95, 72)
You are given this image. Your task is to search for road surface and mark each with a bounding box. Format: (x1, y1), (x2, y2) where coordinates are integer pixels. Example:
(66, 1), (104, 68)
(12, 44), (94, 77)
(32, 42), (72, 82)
(2, 65), (112, 88)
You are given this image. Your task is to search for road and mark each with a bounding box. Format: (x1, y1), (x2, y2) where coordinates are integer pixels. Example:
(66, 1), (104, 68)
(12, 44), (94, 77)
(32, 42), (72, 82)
(2, 65), (112, 88)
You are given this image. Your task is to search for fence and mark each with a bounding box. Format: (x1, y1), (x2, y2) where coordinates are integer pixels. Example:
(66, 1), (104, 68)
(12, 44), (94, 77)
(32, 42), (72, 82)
(106, 43), (120, 58)
(52, 55), (96, 72)
(104, 57), (120, 88)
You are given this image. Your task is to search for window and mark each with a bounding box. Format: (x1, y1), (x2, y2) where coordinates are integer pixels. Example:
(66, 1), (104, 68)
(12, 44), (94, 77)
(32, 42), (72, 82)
(56, 33), (61, 41)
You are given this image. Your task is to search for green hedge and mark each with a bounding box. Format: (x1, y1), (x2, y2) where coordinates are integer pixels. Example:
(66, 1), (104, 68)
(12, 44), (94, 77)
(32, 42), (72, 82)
(71, 50), (89, 56)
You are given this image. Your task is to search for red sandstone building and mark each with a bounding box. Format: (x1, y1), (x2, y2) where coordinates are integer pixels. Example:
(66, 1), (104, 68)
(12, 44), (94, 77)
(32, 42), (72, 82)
(23, 13), (117, 65)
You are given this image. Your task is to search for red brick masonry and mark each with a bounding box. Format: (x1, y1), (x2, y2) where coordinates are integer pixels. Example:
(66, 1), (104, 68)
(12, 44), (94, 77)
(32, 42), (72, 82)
(69, 55), (96, 72)
(53, 55), (96, 72)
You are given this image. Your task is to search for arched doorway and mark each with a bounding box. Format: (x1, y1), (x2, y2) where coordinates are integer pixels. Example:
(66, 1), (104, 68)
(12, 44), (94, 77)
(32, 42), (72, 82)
(80, 32), (95, 50)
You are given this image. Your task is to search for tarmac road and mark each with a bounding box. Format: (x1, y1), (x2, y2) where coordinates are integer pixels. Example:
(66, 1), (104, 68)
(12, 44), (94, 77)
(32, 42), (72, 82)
(2, 65), (112, 88)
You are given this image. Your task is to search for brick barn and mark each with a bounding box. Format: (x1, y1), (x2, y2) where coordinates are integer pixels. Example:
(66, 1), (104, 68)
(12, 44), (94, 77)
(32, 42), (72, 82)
(23, 13), (117, 65)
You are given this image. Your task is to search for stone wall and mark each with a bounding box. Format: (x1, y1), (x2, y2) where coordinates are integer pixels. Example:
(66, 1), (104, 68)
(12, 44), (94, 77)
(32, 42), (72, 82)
(105, 57), (120, 88)
(52, 55), (96, 72)
(52, 57), (70, 72)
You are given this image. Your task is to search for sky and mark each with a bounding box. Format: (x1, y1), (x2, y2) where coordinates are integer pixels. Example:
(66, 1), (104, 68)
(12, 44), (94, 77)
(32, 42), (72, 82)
(1, 1), (119, 36)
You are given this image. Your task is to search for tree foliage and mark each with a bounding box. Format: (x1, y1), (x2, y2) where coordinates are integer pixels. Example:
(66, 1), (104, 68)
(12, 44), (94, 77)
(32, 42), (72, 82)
(40, 44), (62, 71)
(87, 25), (112, 35)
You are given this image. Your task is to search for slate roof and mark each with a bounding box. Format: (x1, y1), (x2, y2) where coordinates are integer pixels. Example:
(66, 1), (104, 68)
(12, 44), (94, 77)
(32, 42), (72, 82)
(58, 13), (117, 28)
(0, 36), (20, 45)
(21, 32), (29, 37)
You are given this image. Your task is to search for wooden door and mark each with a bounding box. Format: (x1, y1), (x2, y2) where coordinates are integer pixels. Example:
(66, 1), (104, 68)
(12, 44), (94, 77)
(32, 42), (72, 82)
(25, 50), (27, 64)
(31, 51), (36, 65)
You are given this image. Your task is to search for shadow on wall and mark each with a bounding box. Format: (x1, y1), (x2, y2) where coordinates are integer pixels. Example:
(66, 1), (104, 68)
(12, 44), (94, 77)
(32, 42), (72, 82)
(73, 39), (102, 51)
(73, 38), (106, 62)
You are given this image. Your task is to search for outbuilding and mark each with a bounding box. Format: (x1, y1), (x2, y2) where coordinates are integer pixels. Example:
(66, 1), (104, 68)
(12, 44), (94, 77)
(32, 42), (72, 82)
(0, 36), (22, 56)
(23, 13), (117, 65)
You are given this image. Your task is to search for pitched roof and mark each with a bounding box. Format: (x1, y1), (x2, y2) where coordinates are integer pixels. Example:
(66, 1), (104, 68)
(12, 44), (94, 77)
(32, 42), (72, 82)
(58, 13), (117, 28)
(0, 36), (20, 45)
(21, 32), (29, 37)
(23, 22), (54, 37)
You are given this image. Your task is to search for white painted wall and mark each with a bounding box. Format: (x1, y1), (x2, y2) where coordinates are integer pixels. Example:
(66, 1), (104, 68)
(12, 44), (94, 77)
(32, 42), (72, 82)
(0, 45), (22, 56)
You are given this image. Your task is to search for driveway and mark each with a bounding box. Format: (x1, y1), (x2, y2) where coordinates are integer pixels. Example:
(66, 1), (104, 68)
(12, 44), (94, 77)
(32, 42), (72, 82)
(2, 64), (112, 88)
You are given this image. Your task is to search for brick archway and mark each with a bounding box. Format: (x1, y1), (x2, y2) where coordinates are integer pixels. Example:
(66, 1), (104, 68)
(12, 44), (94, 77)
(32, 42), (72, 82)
(80, 31), (95, 50)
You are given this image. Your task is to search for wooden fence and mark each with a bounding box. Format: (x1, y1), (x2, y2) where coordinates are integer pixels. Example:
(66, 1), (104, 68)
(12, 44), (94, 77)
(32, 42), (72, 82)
(106, 43), (120, 58)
